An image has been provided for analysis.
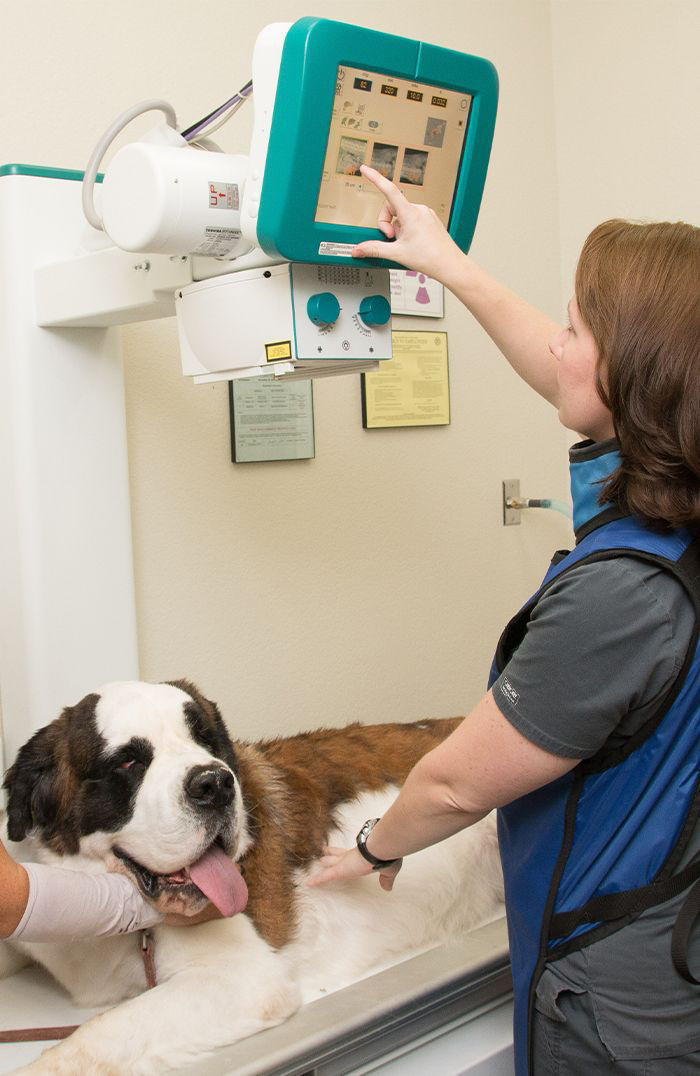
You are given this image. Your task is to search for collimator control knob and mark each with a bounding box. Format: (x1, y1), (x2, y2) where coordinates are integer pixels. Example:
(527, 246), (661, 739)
(358, 294), (391, 326)
(307, 292), (341, 326)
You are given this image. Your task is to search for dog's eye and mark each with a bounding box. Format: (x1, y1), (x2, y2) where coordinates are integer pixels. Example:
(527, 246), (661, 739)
(106, 737), (153, 777)
(115, 757), (144, 774)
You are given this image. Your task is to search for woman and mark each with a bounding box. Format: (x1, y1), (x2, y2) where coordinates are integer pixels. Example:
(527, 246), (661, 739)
(309, 166), (700, 1073)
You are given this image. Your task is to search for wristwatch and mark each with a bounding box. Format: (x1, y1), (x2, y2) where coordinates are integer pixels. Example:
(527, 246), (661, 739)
(355, 818), (400, 870)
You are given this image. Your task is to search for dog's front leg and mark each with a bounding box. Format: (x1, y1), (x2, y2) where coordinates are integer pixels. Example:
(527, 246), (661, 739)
(17, 919), (301, 1075)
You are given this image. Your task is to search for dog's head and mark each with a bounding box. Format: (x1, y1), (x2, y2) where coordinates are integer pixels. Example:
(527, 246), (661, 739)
(3, 679), (249, 916)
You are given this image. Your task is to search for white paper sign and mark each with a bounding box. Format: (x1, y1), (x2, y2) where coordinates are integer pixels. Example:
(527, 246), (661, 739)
(229, 379), (315, 463)
(389, 269), (445, 317)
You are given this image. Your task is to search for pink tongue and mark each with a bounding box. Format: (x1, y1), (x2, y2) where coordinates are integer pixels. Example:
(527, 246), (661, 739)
(188, 846), (248, 917)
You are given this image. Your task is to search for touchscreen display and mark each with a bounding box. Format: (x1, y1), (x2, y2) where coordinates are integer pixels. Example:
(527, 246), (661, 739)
(315, 65), (472, 229)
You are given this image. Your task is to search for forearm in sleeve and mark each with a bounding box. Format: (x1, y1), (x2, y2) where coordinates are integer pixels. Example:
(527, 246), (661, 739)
(8, 862), (163, 942)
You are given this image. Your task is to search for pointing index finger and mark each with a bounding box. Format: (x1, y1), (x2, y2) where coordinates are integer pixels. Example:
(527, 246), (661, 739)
(360, 165), (409, 214)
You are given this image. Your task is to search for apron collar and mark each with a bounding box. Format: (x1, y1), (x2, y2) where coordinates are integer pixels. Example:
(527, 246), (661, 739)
(569, 438), (622, 541)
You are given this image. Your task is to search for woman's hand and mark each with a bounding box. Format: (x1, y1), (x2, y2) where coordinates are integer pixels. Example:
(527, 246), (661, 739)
(352, 165), (465, 284)
(306, 845), (403, 892)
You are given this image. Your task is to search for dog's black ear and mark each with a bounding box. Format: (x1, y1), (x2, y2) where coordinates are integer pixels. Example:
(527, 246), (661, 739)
(3, 725), (59, 842)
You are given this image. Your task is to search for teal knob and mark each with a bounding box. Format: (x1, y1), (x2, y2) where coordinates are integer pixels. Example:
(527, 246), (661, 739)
(358, 294), (391, 326)
(307, 292), (341, 326)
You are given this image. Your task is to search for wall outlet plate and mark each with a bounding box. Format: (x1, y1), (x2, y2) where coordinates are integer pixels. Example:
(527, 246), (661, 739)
(503, 479), (521, 526)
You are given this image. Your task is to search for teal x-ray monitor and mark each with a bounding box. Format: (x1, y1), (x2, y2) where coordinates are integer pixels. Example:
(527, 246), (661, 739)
(248, 17), (498, 267)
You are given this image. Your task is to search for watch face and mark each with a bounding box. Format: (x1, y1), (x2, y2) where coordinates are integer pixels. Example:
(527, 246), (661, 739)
(358, 818), (379, 845)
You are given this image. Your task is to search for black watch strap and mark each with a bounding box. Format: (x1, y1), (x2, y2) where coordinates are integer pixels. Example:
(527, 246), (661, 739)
(356, 818), (399, 870)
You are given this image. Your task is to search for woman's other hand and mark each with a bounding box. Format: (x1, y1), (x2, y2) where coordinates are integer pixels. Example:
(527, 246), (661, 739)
(306, 845), (403, 892)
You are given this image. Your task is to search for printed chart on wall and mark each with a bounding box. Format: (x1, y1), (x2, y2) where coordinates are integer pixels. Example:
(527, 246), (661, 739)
(361, 331), (450, 428)
(228, 378), (315, 463)
(389, 269), (444, 317)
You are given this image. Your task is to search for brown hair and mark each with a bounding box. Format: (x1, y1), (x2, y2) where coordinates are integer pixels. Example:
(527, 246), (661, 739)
(575, 219), (700, 533)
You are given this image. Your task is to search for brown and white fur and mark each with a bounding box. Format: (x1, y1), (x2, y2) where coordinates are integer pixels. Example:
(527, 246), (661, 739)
(0, 680), (503, 1075)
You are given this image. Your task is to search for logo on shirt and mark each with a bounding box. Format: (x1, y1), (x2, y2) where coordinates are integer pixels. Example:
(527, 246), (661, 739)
(500, 677), (520, 707)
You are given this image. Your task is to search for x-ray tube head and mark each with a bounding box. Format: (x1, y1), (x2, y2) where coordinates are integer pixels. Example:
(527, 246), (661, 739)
(101, 142), (252, 259)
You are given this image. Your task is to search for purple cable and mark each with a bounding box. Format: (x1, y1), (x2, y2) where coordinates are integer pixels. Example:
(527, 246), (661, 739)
(182, 81), (253, 141)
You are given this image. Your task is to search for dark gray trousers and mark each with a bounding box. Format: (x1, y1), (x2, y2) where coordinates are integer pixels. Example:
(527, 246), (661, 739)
(532, 988), (700, 1074)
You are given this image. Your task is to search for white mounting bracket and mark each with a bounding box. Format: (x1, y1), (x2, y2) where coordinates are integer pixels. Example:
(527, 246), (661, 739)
(35, 246), (193, 328)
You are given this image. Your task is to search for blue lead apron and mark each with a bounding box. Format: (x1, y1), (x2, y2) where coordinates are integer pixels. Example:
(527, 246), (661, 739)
(489, 441), (700, 1074)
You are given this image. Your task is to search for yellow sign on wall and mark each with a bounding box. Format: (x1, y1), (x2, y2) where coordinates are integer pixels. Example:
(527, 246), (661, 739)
(361, 331), (450, 428)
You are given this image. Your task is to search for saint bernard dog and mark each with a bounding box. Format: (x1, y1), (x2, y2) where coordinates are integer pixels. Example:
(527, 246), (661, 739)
(1, 679), (504, 1075)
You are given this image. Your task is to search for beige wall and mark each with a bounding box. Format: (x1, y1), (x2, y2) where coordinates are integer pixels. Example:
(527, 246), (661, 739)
(5, 2), (692, 744)
(550, 0), (700, 306)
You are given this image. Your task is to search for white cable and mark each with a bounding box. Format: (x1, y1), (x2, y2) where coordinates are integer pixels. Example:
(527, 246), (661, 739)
(82, 100), (178, 231)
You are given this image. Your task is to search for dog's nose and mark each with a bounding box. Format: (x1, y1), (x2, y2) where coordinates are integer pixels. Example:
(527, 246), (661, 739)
(184, 765), (235, 809)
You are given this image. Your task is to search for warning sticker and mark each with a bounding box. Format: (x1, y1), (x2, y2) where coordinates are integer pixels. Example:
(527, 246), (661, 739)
(318, 241), (356, 258)
(192, 227), (242, 257)
(208, 182), (239, 210)
(265, 340), (293, 361)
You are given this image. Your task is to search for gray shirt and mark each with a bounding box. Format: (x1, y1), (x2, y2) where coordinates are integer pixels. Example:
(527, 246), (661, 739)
(492, 553), (699, 1058)
(492, 555), (695, 758)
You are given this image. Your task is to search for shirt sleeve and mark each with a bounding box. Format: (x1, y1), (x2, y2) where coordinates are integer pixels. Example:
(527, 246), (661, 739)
(9, 862), (163, 942)
(491, 557), (691, 758)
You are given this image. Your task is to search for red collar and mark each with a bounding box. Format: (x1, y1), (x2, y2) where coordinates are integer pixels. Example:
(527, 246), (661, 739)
(140, 928), (158, 989)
